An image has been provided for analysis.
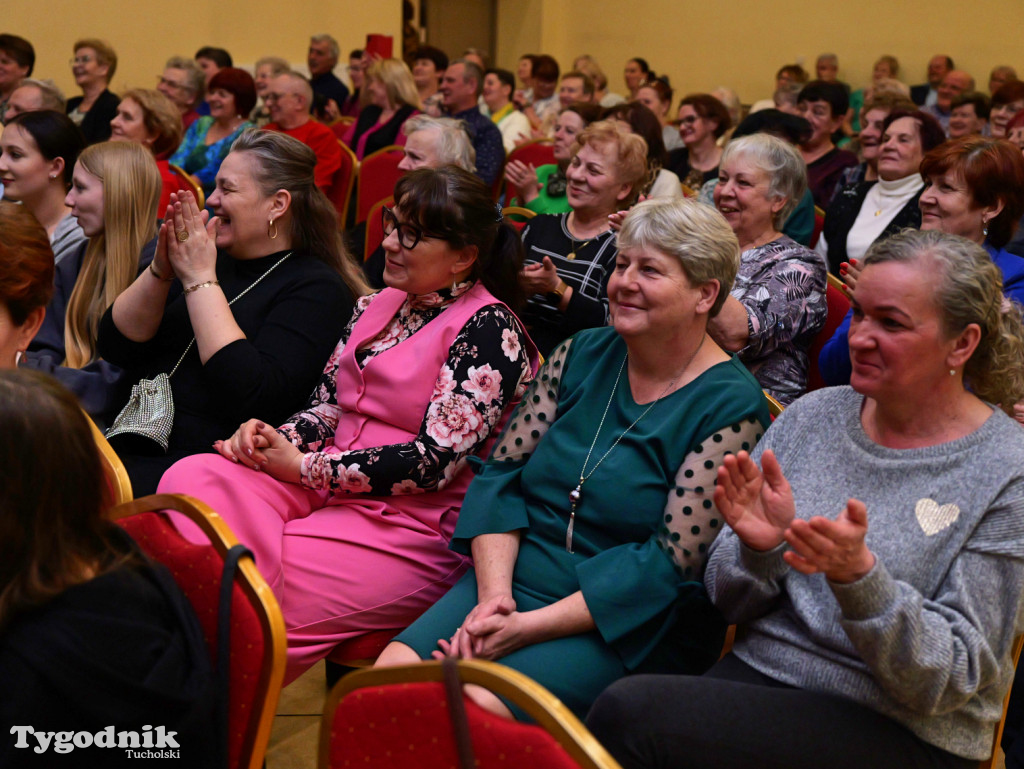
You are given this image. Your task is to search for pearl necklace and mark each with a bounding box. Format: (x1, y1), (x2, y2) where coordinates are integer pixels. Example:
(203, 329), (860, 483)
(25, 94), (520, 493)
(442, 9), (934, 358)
(566, 335), (705, 552)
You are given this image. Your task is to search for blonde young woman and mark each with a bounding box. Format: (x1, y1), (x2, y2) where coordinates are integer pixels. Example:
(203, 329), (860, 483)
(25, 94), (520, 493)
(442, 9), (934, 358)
(343, 58), (422, 160)
(22, 141), (161, 424)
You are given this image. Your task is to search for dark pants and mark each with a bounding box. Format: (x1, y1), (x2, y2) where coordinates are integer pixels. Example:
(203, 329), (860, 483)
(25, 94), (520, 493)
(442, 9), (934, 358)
(586, 654), (976, 769)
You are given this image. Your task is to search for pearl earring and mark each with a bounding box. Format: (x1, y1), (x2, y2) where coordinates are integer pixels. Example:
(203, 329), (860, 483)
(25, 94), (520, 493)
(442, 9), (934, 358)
(950, 368), (957, 376)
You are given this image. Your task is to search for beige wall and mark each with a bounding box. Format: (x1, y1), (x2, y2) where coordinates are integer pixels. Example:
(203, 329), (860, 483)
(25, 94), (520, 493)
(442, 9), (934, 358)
(496, 0), (1024, 105)
(6, 1), (401, 97)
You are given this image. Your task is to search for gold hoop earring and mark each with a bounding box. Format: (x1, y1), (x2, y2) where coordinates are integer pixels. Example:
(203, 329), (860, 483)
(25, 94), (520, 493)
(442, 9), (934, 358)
(268, 217), (278, 240)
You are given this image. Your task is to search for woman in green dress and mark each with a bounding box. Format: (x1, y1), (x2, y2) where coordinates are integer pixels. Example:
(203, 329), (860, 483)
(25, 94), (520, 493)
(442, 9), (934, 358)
(377, 197), (771, 719)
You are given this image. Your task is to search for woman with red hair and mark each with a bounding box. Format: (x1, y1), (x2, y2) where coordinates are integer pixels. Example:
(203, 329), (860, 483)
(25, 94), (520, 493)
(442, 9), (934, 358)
(168, 67), (255, 195)
(0, 202), (54, 368)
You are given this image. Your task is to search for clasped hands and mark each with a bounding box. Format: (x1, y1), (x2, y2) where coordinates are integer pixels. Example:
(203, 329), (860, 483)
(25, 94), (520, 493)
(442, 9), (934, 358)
(519, 256), (561, 295)
(153, 191), (219, 286)
(214, 418), (303, 484)
(432, 595), (532, 662)
(713, 449), (875, 584)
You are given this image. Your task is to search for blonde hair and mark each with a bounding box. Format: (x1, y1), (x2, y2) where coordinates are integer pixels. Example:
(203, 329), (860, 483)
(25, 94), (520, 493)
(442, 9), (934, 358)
(572, 120), (648, 207)
(73, 38), (117, 82)
(365, 58), (422, 111)
(119, 88), (183, 157)
(65, 142), (160, 368)
(863, 229), (1024, 412)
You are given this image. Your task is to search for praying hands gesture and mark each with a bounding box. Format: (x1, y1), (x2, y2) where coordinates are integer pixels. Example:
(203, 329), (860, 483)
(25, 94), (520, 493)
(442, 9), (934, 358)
(715, 450), (875, 583)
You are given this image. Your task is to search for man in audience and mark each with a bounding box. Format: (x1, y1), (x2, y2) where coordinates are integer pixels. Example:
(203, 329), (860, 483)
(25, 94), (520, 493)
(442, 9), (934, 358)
(157, 57), (205, 129)
(911, 54), (953, 107)
(989, 65), (1018, 96)
(411, 45), (448, 117)
(308, 34), (349, 120)
(3, 78), (64, 122)
(925, 69), (974, 133)
(263, 71), (341, 191)
(558, 71), (595, 109)
(815, 53), (849, 94)
(797, 80), (858, 208)
(440, 59), (503, 186)
(947, 91), (990, 138)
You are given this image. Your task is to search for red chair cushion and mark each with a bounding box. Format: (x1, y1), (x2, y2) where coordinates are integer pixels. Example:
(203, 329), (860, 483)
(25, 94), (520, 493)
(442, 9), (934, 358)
(328, 681), (581, 769)
(118, 512), (264, 769)
(357, 149), (404, 223)
(806, 282), (851, 391)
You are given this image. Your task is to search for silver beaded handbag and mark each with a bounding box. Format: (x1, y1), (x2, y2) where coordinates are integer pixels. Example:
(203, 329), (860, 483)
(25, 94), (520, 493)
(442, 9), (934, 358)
(105, 252), (292, 453)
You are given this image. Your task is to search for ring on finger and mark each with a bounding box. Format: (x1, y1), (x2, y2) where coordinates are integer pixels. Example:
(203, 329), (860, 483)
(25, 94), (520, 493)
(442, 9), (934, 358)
(176, 230), (190, 242)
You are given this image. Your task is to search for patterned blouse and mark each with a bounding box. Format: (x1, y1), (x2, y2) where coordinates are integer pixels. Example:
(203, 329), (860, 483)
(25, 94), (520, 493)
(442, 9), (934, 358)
(278, 282), (535, 496)
(731, 235), (827, 405)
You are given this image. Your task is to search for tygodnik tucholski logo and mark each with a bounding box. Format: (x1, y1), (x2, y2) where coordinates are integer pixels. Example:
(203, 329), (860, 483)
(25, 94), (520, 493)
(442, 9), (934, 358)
(10, 724), (181, 758)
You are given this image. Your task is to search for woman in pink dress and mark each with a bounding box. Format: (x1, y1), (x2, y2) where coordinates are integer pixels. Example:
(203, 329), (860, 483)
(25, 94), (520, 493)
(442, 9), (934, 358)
(159, 166), (537, 682)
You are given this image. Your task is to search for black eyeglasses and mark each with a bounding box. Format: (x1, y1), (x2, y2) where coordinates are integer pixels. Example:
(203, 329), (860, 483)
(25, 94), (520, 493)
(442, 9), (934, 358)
(382, 206), (441, 249)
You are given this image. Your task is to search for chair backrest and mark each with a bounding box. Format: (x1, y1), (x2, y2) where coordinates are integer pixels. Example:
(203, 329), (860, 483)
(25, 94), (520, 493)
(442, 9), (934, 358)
(355, 144), (405, 223)
(806, 275), (851, 392)
(329, 116), (356, 141)
(505, 139), (555, 202)
(810, 205), (826, 249)
(87, 411), (132, 507)
(502, 205), (537, 233)
(168, 163), (205, 209)
(981, 634), (1024, 769)
(763, 391), (785, 419)
(109, 494), (287, 769)
(364, 195), (395, 261)
(320, 660), (622, 769)
(680, 183), (698, 199)
(326, 141), (359, 224)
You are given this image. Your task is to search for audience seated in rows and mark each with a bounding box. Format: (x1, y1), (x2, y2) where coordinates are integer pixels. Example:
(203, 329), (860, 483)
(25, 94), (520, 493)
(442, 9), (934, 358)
(377, 197), (770, 721)
(157, 166), (537, 684)
(97, 130), (364, 495)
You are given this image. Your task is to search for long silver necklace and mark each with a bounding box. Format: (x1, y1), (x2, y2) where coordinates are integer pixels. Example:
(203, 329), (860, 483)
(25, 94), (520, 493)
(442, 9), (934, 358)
(566, 334), (706, 552)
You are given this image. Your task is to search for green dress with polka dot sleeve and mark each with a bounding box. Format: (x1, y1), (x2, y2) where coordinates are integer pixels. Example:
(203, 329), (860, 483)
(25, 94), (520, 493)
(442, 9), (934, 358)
(396, 326), (771, 718)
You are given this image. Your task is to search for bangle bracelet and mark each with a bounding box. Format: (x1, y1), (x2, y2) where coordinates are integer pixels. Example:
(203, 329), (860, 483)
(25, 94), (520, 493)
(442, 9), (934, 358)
(149, 261), (173, 282)
(550, 280), (568, 299)
(183, 280), (220, 295)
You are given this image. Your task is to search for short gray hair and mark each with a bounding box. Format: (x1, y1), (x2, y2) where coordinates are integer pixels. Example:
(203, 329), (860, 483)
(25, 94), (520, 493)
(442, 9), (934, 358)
(401, 115), (476, 172)
(451, 58), (484, 97)
(310, 34), (340, 61)
(617, 198), (740, 317)
(255, 56), (290, 77)
(720, 134), (807, 228)
(165, 56), (205, 101)
(14, 78), (65, 112)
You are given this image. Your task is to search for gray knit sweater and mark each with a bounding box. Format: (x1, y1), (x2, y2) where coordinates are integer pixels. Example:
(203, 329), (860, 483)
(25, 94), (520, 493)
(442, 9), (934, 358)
(706, 386), (1024, 760)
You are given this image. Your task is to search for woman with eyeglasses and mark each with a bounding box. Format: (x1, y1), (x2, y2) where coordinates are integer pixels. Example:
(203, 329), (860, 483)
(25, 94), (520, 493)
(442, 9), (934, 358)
(65, 39), (120, 145)
(157, 166), (538, 683)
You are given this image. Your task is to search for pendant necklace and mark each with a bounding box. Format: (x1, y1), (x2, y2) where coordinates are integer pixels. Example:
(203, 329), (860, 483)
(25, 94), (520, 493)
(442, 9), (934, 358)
(567, 235), (591, 261)
(566, 334), (706, 552)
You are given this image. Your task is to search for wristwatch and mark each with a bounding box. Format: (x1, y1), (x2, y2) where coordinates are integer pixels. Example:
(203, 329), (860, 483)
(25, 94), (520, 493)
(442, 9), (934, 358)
(550, 280), (568, 300)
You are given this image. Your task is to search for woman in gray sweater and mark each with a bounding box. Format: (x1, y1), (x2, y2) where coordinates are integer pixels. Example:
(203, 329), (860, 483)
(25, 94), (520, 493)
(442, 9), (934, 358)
(588, 229), (1024, 769)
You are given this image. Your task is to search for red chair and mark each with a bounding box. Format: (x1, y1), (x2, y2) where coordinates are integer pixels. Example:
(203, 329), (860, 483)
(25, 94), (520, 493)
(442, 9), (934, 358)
(364, 196), (395, 260)
(504, 139), (555, 203)
(806, 273), (851, 392)
(168, 163), (205, 209)
(355, 144), (405, 224)
(318, 660), (622, 769)
(326, 141), (358, 225)
(110, 494), (287, 769)
(329, 116), (356, 141)
(87, 412), (133, 507)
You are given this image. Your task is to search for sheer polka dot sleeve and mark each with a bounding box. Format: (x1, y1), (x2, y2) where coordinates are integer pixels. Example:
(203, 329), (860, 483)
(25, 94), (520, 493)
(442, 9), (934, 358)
(659, 416), (764, 580)
(489, 339), (572, 465)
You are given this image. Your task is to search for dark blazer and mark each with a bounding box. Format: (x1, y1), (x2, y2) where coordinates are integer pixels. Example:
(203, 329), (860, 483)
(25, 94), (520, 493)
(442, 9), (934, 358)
(66, 89), (120, 144)
(821, 180), (923, 275)
(910, 83), (931, 107)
